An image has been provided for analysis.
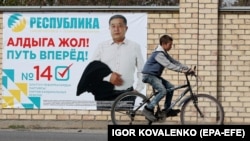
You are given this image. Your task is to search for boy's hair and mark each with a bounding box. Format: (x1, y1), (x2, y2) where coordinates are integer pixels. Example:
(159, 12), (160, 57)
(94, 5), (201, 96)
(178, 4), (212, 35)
(159, 35), (173, 45)
(109, 14), (127, 25)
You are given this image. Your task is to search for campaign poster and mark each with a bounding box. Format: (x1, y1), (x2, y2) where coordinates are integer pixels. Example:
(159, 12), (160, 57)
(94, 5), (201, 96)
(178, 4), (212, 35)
(2, 12), (147, 109)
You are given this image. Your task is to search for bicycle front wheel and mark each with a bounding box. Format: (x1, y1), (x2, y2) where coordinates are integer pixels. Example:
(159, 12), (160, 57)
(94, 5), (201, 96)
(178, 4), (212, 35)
(111, 91), (150, 125)
(180, 94), (224, 125)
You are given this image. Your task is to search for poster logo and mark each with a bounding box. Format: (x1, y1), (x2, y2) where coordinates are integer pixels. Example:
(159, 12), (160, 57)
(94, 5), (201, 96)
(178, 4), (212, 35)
(8, 13), (26, 32)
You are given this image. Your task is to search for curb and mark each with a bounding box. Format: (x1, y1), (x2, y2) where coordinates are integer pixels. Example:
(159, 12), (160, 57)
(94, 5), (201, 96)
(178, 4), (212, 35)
(0, 120), (109, 129)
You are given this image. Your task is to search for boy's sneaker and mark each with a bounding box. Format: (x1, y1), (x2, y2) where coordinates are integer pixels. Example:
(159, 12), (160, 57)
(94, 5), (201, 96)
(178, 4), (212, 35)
(162, 109), (181, 117)
(142, 106), (156, 121)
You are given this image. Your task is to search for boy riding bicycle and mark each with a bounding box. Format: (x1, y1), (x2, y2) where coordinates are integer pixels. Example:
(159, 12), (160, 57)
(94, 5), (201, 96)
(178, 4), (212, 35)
(141, 34), (195, 121)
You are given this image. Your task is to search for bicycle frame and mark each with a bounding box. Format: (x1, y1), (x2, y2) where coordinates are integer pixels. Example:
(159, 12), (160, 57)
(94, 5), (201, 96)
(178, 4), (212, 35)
(129, 72), (198, 120)
(168, 74), (196, 109)
(149, 73), (197, 113)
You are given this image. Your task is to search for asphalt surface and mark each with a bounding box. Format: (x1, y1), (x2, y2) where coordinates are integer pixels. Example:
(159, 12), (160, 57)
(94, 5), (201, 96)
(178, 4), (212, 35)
(0, 129), (107, 141)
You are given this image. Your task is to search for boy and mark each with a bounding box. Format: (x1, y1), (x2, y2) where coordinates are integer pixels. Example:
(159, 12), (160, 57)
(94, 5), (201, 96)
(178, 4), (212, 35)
(141, 34), (194, 121)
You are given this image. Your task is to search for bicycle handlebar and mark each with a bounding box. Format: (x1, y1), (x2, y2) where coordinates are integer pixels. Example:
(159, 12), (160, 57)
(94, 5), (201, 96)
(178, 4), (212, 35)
(184, 65), (201, 88)
(184, 66), (196, 77)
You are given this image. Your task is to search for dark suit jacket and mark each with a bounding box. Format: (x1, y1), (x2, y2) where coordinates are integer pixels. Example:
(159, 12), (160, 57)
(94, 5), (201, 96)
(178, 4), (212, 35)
(76, 60), (114, 100)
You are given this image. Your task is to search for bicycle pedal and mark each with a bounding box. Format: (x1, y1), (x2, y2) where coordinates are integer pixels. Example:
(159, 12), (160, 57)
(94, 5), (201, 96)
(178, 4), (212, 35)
(145, 117), (156, 122)
(155, 111), (165, 118)
(157, 117), (166, 123)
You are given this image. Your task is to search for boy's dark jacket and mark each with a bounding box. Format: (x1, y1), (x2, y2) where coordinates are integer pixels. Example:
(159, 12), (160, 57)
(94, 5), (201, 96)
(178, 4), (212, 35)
(76, 60), (114, 100)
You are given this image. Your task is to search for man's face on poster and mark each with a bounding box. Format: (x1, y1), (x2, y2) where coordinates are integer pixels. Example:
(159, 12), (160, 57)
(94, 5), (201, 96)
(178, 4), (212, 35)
(109, 18), (128, 43)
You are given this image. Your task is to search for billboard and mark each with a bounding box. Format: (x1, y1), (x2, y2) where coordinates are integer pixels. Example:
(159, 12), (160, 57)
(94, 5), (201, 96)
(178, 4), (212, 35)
(2, 12), (147, 109)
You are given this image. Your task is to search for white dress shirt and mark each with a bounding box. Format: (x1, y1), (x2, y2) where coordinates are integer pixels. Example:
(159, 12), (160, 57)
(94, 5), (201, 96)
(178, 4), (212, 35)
(91, 38), (145, 92)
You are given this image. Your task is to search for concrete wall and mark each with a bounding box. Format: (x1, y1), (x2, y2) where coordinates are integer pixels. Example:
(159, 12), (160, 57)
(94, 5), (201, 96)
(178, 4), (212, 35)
(0, 0), (249, 128)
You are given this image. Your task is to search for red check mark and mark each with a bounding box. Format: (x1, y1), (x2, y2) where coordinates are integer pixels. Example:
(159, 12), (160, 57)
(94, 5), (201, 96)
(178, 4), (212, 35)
(58, 63), (73, 78)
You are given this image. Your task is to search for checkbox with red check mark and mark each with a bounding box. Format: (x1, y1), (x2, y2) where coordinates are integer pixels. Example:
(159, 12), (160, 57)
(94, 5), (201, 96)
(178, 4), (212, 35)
(55, 63), (73, 81)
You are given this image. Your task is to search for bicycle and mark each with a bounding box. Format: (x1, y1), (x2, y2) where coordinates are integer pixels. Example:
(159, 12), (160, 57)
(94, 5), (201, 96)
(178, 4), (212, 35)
(110, 66), (224, 125)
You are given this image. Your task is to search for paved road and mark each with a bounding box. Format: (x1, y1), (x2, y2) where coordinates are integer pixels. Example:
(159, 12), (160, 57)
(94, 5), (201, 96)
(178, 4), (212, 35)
(0, 129), (107, 141)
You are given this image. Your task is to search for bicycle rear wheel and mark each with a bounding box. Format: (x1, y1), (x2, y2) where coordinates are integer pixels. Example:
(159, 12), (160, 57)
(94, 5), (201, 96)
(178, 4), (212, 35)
(111, 91), (150, 125)
(180, 94), (224, 125)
